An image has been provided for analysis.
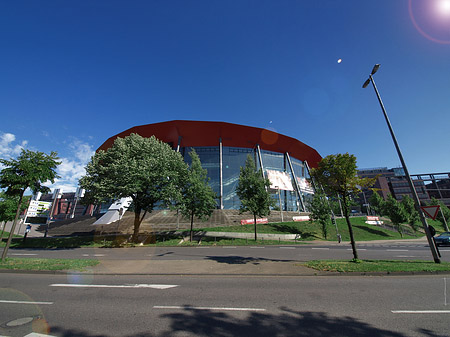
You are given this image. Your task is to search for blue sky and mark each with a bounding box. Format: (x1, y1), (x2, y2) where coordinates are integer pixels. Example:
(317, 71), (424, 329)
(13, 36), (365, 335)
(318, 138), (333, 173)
(1, 0), (450, 192)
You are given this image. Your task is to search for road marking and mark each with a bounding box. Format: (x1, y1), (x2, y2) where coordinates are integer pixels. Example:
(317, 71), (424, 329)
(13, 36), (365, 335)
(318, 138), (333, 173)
(386, 249), (409, 252)
(195, 247), (210, 248)
(396, 256), (417, 258)
(0, 300), (53, 305)
(250, 247), (265, 249)
(24, 333), (58, 337)
(311, 248), (329, 250)
(50, 284), (178, 289)
(392, 310), (450, 314)
(279, 247), (295, 249)
(153, 305), (266, 312)
(223, 246), (237, 248)
(10, 253), (38, 256)
(440, 250), (450, 252)
(82, 254), (105, 257)
(347, 249), (367, 251)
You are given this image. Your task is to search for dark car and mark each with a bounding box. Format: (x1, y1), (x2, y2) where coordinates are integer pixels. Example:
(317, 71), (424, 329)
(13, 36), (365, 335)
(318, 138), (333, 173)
(434, 232), (450, 246)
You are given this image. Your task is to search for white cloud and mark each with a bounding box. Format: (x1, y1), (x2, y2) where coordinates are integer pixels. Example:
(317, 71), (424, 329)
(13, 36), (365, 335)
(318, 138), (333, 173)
(0, 132), (94, 193)
(0, 132), (28, 158)
(46, 140), (95, 192)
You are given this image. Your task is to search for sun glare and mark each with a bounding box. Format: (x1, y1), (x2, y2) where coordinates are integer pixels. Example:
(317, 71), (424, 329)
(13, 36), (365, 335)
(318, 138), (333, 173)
(436, 0), (450, 16)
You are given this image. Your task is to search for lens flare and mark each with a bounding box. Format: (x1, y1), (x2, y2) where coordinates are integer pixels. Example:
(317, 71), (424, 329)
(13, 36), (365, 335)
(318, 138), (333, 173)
(437, 0), (450, 15)
(409, 0), (450, 44)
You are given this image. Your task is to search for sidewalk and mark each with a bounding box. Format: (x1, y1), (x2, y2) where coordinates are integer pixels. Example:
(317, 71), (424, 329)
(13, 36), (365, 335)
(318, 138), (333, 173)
(92, 259), (324, 276)
(90, 237), (430, 276)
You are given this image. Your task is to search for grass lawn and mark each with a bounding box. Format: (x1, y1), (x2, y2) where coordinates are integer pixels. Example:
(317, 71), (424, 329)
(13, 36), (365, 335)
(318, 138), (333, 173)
(3, 216), (443, 249)
(0, 257), (99, 271)
(304, 259), (450, 273)
(199, 216), (433, 242)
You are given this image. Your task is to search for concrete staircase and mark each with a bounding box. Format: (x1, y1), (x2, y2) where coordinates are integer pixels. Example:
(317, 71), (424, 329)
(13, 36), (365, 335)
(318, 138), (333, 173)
(44, 209), (309, 237)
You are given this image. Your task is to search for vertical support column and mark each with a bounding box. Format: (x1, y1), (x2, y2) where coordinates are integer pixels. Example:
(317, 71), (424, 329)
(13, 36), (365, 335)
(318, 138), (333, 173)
(286, 152), (305, 212)
(176, 136), (182, 153)
(219, 137), (223, 210)
(256, 144), (265, 180)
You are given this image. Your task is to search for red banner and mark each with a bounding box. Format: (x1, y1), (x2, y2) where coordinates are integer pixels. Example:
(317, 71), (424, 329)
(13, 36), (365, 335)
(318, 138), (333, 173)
(240, 218), (268, 225)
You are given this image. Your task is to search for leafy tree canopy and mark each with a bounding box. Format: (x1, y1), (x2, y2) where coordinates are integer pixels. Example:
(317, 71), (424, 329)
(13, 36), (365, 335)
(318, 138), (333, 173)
(369, 191), (386, 216)
(180, 149), (217, 241)
(385, 194), (408, 237)
(0, 149), (60, 260)
(0, 149), (60, 197)
(79, 134), (188, 241)
(308, 190), (331, 239)
(236, 155), (275, 240)
(310, 153), (375, 260)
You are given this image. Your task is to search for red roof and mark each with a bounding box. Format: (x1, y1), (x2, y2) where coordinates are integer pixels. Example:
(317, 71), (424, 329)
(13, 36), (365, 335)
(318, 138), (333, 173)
(98, 120), (322, 168)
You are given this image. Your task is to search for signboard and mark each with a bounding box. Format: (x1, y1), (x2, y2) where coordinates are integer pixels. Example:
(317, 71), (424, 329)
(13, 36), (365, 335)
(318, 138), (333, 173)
(26, 200), (52, 217)
(293, 215), (310, 222)
(266, 170), (294, 191)
(297, 177), (314, 194)
(421, 205), (440, 220)
(365, 216), (383, 225)
(240, 218), (268, 225)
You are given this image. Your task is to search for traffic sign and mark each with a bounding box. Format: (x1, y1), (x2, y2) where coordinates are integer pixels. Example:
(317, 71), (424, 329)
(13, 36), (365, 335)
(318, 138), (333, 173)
(421, 205), (440, 220)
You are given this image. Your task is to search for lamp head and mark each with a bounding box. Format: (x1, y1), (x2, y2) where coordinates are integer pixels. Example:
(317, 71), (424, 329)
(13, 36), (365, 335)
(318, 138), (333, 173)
(371, 64), (380, 75)
(362, 79), (371, 88)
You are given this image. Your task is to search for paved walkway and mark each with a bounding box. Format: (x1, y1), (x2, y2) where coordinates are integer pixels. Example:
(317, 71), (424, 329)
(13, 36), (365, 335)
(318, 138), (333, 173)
(92, 259), (324, 276)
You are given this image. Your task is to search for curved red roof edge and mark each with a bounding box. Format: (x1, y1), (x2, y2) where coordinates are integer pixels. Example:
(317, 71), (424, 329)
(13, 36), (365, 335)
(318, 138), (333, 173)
(97, 120), (322, 168)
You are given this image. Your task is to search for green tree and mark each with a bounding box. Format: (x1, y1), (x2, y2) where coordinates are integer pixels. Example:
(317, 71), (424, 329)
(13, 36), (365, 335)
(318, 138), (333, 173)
(401, 195), (420, 233)
(0, 192), (31, 241)
(308, 191), (331, 239)
(180, 149), (217, 242)
(79, 134), (188, 243)
(236, 155), (275, 240)
(310, 153), (375, 260)
(428, 197), (450, 232)
(384, 194), (408, 237)
(369, 191), (386, 216)
(0, 150), (60, 260)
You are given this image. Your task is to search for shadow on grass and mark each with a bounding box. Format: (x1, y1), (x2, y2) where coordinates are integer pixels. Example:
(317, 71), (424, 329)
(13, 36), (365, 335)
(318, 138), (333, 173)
(47, 306), (441, 336)
(353, 225), (391, 237)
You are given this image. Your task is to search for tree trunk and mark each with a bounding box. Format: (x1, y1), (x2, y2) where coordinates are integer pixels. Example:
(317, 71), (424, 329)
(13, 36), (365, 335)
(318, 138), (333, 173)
(190, 212), (194, 242)
(1, 190), (24, 261)
(132, 208), (142, 243)
(342, 194), (358, 260)
(0, 221), (5, 242)
(254, 214), (257, 241)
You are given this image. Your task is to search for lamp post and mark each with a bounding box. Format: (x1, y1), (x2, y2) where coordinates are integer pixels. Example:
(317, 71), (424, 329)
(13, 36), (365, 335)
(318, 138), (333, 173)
(363, 64), (440, 263)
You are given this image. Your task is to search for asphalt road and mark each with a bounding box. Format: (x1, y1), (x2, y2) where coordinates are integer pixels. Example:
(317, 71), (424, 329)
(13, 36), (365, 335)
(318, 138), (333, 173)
(0, 273), (449, 337)
(5, 242), (450, 262)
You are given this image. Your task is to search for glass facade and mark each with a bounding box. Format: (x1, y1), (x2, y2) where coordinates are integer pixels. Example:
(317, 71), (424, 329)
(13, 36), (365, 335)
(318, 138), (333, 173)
(180, 145), (312, 211)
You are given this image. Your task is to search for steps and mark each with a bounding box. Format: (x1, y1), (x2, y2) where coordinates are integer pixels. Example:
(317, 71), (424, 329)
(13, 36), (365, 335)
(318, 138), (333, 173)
(45, 209), (309, 237)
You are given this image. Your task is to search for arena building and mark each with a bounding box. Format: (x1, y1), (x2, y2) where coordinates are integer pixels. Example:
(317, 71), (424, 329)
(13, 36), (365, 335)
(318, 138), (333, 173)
(98, 121), (322, 212)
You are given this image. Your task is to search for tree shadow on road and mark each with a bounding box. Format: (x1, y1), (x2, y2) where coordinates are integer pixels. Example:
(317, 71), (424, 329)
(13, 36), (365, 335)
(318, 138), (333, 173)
(205, 255), (294, 264)
(48, 307), (447, 337)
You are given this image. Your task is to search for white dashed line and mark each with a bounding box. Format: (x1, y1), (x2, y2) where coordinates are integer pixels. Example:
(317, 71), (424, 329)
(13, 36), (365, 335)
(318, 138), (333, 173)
(10, 253), (38, 256)
(0, 300), (53, 305)
(392, 310), (450, 314)
(250, 247), (265, 249)
(50, 284), (178, 289)
(279, 247), (296, 249)
(386, 249), (409, 252)
(311, 248), (329, 250)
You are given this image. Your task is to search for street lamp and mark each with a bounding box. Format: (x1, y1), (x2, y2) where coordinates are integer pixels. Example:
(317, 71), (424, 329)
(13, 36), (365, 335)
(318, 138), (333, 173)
(362, 64), (441, 263)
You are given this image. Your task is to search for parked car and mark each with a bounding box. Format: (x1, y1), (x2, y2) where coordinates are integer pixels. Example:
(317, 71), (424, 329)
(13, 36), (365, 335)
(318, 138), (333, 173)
(434, 232), (450, 246)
